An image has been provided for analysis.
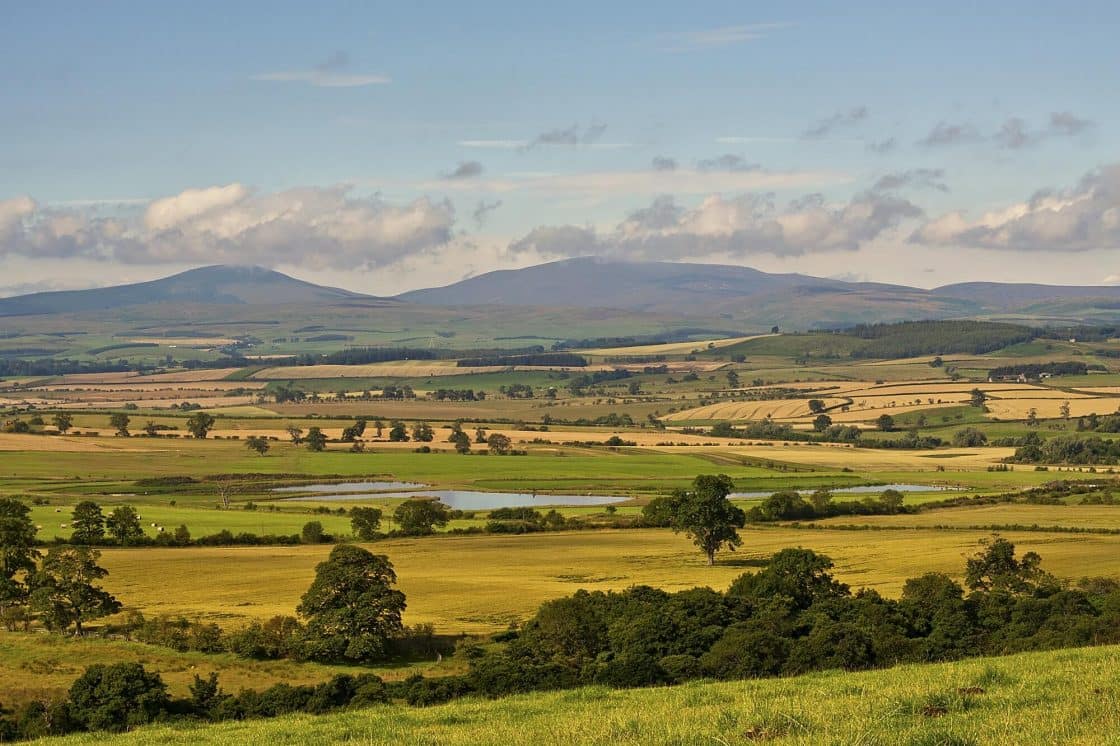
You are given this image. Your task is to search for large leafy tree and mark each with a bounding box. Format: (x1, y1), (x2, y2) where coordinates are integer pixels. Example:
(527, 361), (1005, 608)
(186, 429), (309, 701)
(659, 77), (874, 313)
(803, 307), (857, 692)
(108, 413), (130, 437)
(68, 663), (169, 732)
(297, 544), (406, 662)
(665, 474), (746, 565)
(393, 500), (451, 536)
(105, 506), (143, 544)
(185, 412), (216, 439)
(305, 427), (328, 452)
(70, 501), (105, 545)
(350, 507), (383, 540)
(30, 546), (121, 634)
(0, 498), (40, 628)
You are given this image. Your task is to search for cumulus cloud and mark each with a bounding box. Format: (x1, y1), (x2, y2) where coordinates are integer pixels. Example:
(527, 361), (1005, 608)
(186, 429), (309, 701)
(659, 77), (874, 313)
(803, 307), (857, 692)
(696, 154), (760, 172)
(911, 163), (1120, 251)
(0, 185), (454, 269)
(872, 169), (948, 193)
(252, 51), (390, 87)
(510, 190), (921, 260)
(442, 161), (484, 180)
(802, 106), (868, 139)
(651, 156), (678, 171)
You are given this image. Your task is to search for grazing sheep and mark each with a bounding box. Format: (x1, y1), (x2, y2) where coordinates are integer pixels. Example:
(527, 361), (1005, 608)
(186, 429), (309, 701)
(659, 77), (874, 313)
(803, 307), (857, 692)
(60, 523), (68, 528)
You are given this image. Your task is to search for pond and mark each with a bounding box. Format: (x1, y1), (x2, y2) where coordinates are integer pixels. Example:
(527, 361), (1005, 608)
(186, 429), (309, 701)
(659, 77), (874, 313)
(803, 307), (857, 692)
(280, 488), (625, 510)
(730, 483), (959, 499)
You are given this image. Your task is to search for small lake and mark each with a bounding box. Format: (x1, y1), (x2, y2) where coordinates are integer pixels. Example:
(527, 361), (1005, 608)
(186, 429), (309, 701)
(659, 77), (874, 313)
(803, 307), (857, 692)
(280, 488), (625, 510)
(273, 481), (428, 493)
(731, 483), (959, 499)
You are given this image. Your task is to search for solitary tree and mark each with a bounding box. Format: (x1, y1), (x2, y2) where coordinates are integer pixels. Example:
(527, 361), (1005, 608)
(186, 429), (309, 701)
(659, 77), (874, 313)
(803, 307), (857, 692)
(813, 414), (833, 432)
(487, 433), (512, 455)
(51, 413), (73, 434)
(474, 427), (488, 444)
(726, 371), (740, 388)
(285, 425), (304, 445)
(105, 506), (143, 544)
(665, 474), (746, 565)
(245, 436), (270, 456)
(185, 412), (216, 439)
(341, 418), (367, 442)
(373, 419), (385, 439)
(388, 421), (409, 442)
(411, 422), (434, 442)
(969, 389), (988, 408)
(70, 502), (105, 545)
(965, 536), (1057, 595)
(297, 544), (406, 662)
(450, 430), (471, 454)
(301, 521), (326, 544)
(109, 413), (130, 437)
(393, 500), (451, 536)
(877, 414), (895, 432)
(808, 399), (826, 414)
(879, 489), (904, 514)
(1059, 400), (1071, 420)
(350, 507), (383, 540)
(305, 427), (328, 452)
(29, 546), (121, 634)
(0, 498), (40, 628)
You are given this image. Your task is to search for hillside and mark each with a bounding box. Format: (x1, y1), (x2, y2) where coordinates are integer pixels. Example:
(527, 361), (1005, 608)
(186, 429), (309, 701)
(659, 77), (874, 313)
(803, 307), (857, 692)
(0, 265), (374, 317)
(398, 257), (1120, 328)
(48, 645), (1120, 745)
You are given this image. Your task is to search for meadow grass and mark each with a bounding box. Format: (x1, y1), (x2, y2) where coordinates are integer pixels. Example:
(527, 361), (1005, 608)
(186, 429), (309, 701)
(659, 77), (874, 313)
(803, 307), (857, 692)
(91, 527), (1120, 633)
(0, 633), (449, 710)
(46, 644), (1120, 745)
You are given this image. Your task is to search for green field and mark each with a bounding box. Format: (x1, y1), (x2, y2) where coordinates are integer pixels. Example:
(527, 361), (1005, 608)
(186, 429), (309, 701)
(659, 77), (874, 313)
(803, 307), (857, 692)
(46, 644), (1120, 745)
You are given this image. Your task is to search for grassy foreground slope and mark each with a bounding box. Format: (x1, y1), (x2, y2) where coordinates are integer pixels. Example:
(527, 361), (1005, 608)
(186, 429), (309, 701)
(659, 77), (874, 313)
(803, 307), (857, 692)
(52, 645), (1120, 746)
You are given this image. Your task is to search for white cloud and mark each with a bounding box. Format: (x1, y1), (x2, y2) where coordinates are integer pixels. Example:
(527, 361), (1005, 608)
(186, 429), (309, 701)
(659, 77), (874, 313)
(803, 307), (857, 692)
(510, 191), (921, 260)
(0, 185), (454, 269)
(911, 163), (1120, 251)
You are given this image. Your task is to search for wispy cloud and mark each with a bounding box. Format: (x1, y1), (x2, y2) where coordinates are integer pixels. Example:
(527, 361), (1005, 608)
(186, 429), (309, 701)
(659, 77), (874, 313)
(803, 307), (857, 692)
(459, 123), (631, 151)
(802, 106), (869, 139)
(458, 140), (526, 150)
(252, 51), (389, 88)
(657, 23), (792, 51)
(442, 161), (484, 180)
(716, 136), (797, 145)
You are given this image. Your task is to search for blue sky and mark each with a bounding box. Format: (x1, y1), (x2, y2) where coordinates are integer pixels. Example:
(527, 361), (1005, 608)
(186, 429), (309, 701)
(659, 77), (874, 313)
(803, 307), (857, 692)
(1, 1), (1118, 295)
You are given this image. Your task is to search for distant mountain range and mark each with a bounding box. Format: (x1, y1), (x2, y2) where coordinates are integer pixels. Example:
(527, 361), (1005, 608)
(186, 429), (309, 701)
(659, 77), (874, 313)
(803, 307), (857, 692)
(4, 258), (1120, 328)
(0, 265), (374, 317)
(400, 257), (1120, 327)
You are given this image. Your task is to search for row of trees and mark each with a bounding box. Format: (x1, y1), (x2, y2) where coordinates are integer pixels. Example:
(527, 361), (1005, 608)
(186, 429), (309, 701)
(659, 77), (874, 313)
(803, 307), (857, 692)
(387, 537), (1120, 706)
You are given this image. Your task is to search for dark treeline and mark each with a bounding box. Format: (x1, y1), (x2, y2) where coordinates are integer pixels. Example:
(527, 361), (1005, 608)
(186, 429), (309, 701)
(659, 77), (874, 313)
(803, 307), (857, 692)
(988, 361), (1102, 379)
(841, 321), (1035, 359)
(1008, 434), (1120, 465)
(553, 329), (744, 350)
(368, 538), (1120, 706)
(456, 352), (587, 367)
(710, 420), (942, 449)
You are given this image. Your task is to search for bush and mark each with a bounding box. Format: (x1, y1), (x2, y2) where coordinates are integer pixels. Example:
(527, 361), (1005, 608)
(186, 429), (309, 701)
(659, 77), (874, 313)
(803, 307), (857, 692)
(67, 663), (169, 732)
